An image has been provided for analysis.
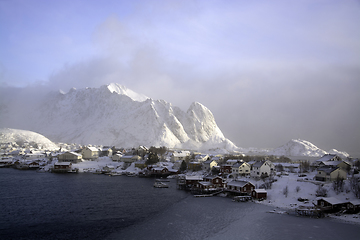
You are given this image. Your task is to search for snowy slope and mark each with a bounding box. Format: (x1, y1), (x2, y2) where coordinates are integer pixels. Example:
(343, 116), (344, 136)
(0, 128), (58, 150)
(328, 149), (350, 159)
(268, 139), (327, 157)
(4, 83), (237, 151)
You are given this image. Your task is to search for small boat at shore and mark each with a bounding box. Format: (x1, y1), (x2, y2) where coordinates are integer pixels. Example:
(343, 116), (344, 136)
(154, 181), (169, 188)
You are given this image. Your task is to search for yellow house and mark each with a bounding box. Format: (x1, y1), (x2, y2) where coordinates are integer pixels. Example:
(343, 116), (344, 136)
(81, 147), (99, 160)
(58, 151), (82, 163)
(120, 155), (142, 163)
(315, 166), (347, 181)
(232, 161), (251, 176)
(203, 159), (218, 172)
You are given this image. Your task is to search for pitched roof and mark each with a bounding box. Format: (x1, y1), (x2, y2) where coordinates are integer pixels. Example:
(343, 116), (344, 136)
(254, 189), (267, 193)
(227, 180), (253, 188)
(252, 161), (265, 168)
(316, 154), (337, 162)
(317, 166), (339, 174)
(317, 197), (345, 205)
(86, 147), (98, 151)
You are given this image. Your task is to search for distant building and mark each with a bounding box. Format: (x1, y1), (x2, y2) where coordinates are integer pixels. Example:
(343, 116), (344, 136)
(53, 162), (72, 173)
(81, 147), (99, 160)
(58, 151), (82, 163)
(250, 160), (275, 178)
(170, 151), (190, 162)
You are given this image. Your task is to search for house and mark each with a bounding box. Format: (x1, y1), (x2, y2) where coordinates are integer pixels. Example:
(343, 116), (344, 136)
(53, 162), (72, 173)
(187, 161), (202, 171)
(134, 160), (147, 169)
(220, 165), (232, 174)
(177, 175), (204, 190)
(203, 159), (218, 172)
(193, 181), (218, 193)
(225, 159), (239, 166)
(312, 154), (342, 168)
(99, 147), (113, 157)
(170, 151), (190, 162)
(58, 151), (82, 163)
(120, 155), (142, 163)
(317, 197), (347, 212)
(135, 146), (148, 157)
(252, 189), (267, 200)
(250, 160), (275, 178)
(151, 166), (170, 177)
(318, 160), (351, 172)
(195, 154), (209, 163)
(203, 175), (225, 188)
(231, 161), (251, 176)
(0, 157), (13, 167)
(226, 180), (255, 195)
(112, 153), (123, 162)
(23, 153), (46, 160)
(81, 147), (99, 160)
(346, 200), (360, 213)
(315, 166), (347, 182)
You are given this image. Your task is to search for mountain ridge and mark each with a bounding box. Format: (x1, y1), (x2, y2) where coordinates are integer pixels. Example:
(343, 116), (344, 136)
(8, 83), (237, 151)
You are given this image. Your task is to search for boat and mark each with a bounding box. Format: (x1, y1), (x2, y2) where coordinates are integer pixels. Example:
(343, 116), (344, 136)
(154, 181), (169, 188)
(110, 172), (122, 176)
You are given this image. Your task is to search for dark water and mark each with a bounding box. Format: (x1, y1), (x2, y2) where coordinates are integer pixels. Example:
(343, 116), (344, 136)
(0, 168), (188, 239)
(1, 168), (359, 240)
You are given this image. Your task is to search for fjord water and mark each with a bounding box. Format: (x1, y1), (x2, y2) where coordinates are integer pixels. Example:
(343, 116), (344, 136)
(1, 169), (358, 240)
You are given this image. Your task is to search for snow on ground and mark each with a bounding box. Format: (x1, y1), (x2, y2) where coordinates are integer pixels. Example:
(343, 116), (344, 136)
(237, 172), (360, 224)
(72, 157), (123, 172)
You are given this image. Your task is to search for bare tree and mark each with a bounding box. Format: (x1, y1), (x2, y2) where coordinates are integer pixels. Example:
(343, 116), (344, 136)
(283, 186), (289, 198)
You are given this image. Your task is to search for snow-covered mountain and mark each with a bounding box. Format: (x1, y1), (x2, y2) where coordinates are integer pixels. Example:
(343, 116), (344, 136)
(268, 139), (328, 157)
(1, 83), (238, 151)
(0, 128), (58, 150)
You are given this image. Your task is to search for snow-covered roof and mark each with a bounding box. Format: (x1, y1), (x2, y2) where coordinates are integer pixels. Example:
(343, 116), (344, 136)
(322, 161), (343, 167)
(55, 162), (72, 165)
(65, 151), (82, 157)
(226, 159), (238, 164)
(252, 161), (265, 168)
(86, 147), (99, 152)
(254, 189), (267, 193)
(204, 159), (215, 164)
(317, 166), (339, 174)
(349, 200), (360, 206)
(198, 181), (213, 186)
(185, 176), (203, 181)
(227, 180), (253, 187)
(315, 154), (337, 162)
(232, 162), (248, 168)
(317, 197), (345, 205)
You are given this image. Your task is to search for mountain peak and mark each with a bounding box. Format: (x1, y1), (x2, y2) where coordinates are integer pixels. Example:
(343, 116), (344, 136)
(104, 83), (149, 102)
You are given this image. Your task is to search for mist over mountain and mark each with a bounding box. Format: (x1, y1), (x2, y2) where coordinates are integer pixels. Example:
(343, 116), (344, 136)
(0, 84), (351, 157)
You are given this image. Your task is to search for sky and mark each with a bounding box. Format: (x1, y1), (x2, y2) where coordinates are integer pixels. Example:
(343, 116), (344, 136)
(0, 0), (360, 156)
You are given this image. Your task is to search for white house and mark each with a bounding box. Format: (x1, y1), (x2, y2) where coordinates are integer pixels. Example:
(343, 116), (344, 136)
(170, 151), (190, 162)
(250, 160), (275, 178)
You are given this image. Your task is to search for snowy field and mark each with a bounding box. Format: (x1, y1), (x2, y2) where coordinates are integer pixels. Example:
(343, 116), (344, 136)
(238, 172), (360, 225)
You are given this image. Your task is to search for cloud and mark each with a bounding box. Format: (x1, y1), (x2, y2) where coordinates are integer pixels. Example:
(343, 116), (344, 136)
(1, 1), (359, 156)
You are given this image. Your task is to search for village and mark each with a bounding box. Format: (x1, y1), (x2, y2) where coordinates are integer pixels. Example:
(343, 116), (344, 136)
(1, 141), (360, 223)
